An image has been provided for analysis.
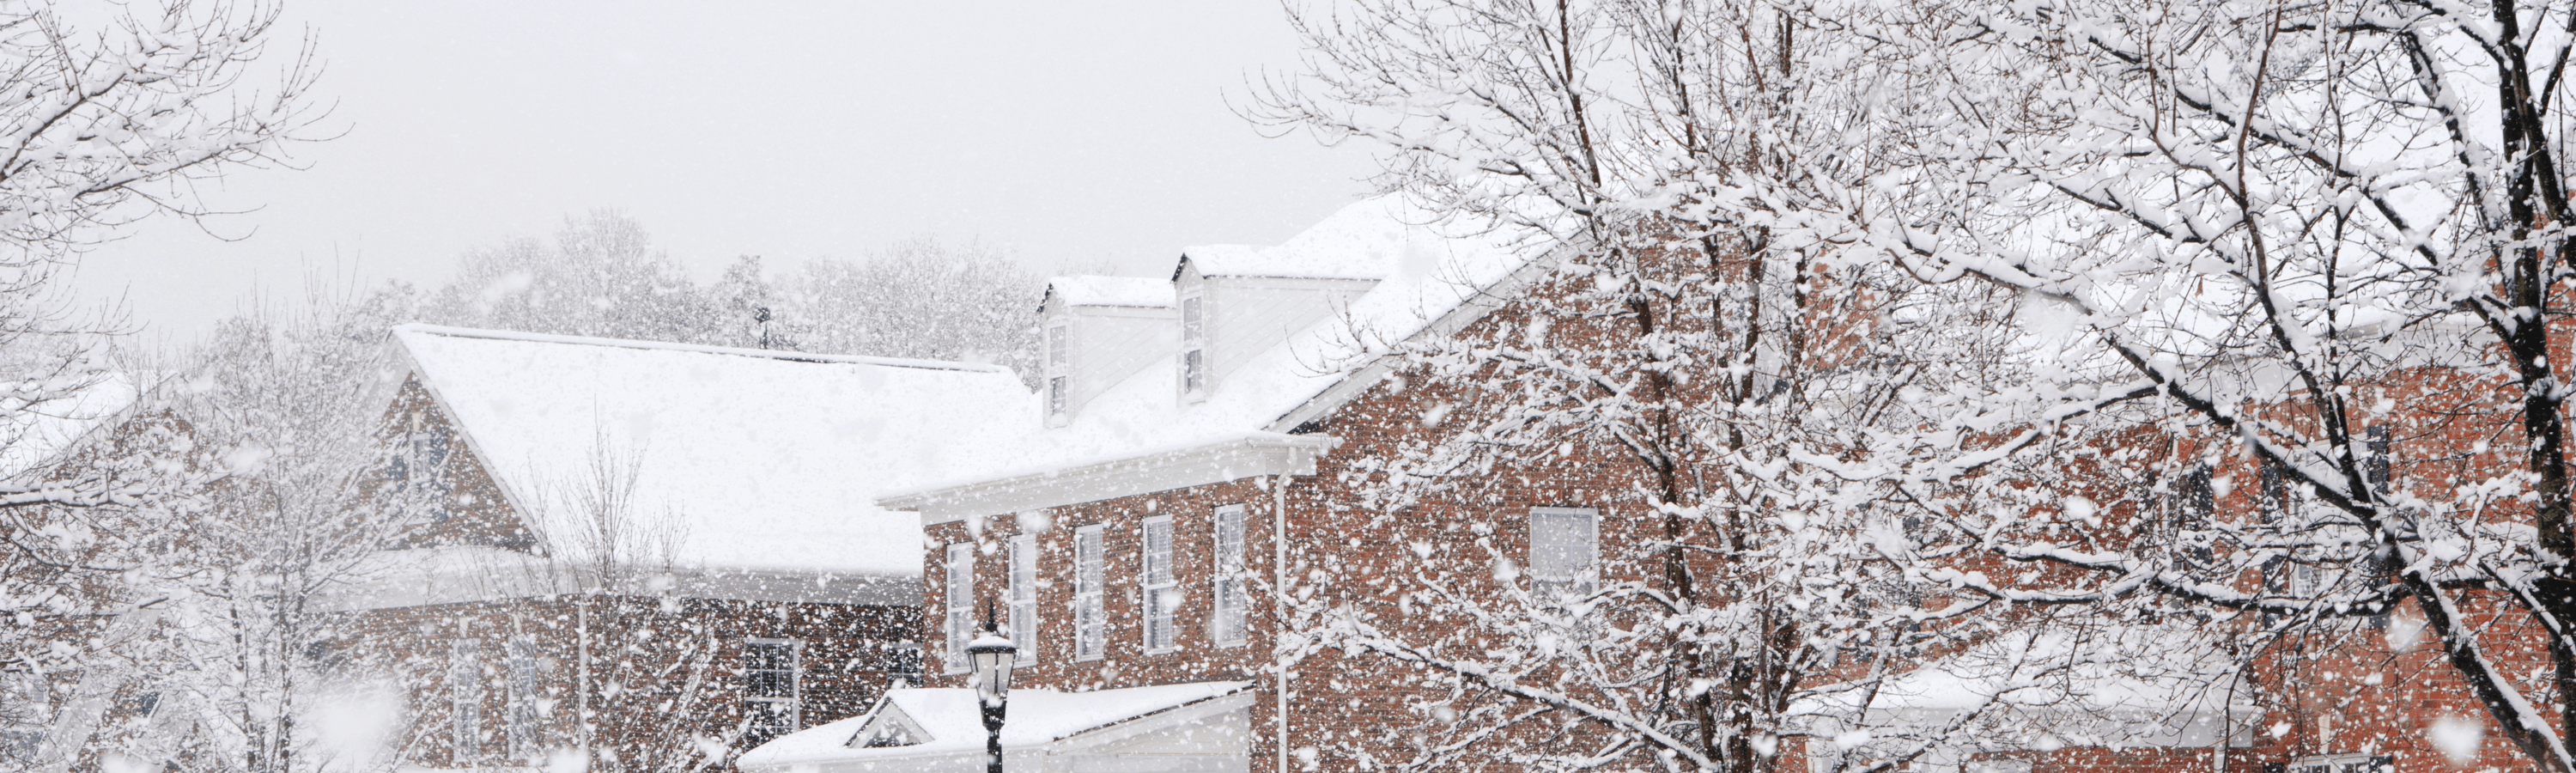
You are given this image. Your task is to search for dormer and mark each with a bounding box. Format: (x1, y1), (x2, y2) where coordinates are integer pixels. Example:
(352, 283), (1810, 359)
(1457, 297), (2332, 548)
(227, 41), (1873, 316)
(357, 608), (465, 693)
(1170, 247), (1383, 403)
(1039, 277), (1178, 426)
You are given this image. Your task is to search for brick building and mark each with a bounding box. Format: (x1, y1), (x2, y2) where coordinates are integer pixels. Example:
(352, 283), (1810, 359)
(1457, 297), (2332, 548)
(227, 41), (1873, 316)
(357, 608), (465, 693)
(738, 198), (1622, 773)
(731, 197), (2573, 773)
(314, 326), (1041, 770)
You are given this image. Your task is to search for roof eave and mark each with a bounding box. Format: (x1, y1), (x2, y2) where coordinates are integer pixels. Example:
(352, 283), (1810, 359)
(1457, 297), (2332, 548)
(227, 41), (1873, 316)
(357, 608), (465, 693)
(881, 434), (1340, 525)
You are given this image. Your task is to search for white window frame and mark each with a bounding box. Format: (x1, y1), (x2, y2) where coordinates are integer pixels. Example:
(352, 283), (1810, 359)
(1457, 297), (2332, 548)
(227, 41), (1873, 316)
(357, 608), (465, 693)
(1142, 514), (1180, 653)
(2287, 753), (2391, 773)
(1212, 503), (1249, 647)
(505, 635), (539, 760)
(1179, 289), (1207, 401)
(1007, 533), (1038, 664)
(944, 543), (975, 674)
(1073, 525), (1107, 660)
(742, 637), (801, 744)
(450, 638), (482, 764)
(1045, 323), (1072, 426)
(1529, 508), (1601, 604)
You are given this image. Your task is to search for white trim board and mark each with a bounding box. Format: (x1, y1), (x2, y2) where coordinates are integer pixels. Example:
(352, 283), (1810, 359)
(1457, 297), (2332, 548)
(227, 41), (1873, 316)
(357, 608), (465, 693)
(884, 435), (1338, 526)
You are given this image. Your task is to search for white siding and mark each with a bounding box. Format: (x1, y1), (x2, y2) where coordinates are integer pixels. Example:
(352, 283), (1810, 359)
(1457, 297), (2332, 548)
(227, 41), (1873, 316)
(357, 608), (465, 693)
(1200, 274), (1376, 393)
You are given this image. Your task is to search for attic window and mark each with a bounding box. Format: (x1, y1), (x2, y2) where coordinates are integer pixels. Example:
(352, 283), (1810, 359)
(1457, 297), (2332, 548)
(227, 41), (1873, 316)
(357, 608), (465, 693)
(389, 412), (455, 522)
(1180, 291), (1206, 400)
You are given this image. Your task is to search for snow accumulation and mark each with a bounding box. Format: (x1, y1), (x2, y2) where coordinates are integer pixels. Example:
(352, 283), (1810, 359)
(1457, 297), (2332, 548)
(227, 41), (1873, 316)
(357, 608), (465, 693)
(1180, 196), (1528, 281)
(0, 371), (142, 478)
(310, 544), (918, 612)
(737, 681), (1250, 771)
(887, 196), (1538, 502)
(1044, 276), (1174, 309)
(391, 325), (1040, 576)
(1796, 630), (2257, 751)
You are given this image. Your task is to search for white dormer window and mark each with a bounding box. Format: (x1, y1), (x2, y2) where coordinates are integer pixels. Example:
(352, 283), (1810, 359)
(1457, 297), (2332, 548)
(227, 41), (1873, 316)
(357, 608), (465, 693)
(1180, 290), (1206, 401)
(1046, 323), (1071, 425)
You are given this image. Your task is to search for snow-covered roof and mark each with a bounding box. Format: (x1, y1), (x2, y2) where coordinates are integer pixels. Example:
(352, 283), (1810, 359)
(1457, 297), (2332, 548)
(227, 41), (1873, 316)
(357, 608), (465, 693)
(0, 372), (143, 479)
(390, 325), (1039, 576)
(1043, 276), (1173, 310)
(738, 681), (1250, 770)
(1178, 197), (1522, 280)
(886, 196), (1541, 514)
(1794, 630), (2257, 752)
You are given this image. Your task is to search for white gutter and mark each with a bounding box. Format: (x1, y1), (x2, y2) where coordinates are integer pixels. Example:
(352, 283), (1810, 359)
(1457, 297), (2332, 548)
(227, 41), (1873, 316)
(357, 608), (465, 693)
(880, 434), (1340, 526)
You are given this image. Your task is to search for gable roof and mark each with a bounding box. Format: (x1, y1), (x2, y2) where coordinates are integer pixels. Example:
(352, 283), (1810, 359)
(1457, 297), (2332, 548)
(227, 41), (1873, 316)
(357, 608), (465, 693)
(389, 325), (1037, 575)
(0, 372), (148, 480)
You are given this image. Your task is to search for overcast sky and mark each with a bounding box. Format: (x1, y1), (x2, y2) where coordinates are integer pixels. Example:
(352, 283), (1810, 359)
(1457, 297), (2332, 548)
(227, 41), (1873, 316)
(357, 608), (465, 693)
(69, 0), (1377, 344)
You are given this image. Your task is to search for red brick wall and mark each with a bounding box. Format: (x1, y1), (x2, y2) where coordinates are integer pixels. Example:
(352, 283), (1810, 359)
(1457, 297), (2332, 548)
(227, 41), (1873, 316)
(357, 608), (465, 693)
(336, 594), (918, 770)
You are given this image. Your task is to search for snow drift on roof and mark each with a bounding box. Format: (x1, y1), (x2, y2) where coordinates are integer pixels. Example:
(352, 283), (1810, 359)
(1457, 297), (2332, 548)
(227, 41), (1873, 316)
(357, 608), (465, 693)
(392, 325), (1037, 575)
(0, 372), (141, 478)
(1045, 276), (1173, 309)
(1180, 196), (1524, 280)
(738, 681), (1250, 769)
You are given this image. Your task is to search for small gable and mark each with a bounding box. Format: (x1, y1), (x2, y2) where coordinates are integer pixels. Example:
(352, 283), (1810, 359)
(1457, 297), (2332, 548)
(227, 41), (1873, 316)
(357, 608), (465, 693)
(849, 701), (933, 748)
(374, 377), (539, 553)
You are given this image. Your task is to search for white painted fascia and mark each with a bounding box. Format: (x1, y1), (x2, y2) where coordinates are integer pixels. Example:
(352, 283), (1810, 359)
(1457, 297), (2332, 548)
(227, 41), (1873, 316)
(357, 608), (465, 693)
(884, 435), (1340, 526)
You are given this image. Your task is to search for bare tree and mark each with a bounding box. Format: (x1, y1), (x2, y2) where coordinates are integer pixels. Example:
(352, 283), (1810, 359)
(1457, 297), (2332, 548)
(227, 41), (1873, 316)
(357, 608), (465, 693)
(1863, 0), (2576, 768)
(774, 236), (1042, 380)
(1250, 2), (2075, 772)
(0, 0), (322, 768)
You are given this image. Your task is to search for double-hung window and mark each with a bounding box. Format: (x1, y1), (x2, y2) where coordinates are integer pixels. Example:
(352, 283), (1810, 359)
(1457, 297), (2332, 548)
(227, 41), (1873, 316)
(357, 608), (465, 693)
(1142, 515), (1179, 652)
(1073, 525), (1106, 660)
(506, 636), (540, 759)
(743, 638), (799, 748)
(1180, 291), (1207, 399)
(1529, 508), (1600, 604)
(450, 639), (482, 764)
(1212, 504), (1249, 646)
(944, 543), (974, 673)
(1007, 533), (1037, 663)
(1046, 324), (1071, 424)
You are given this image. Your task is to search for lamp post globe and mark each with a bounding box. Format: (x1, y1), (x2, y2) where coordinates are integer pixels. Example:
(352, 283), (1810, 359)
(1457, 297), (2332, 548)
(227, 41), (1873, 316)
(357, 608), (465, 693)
(965, 631), (1017, 773)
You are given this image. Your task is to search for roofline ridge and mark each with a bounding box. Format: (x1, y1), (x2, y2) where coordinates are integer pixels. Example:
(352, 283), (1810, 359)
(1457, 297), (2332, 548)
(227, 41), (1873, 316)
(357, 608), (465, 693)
(389, 323), (1015, 374)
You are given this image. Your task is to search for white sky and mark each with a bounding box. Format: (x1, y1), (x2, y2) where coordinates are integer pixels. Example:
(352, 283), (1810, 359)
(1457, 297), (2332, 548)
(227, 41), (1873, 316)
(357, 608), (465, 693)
(68, 0), (1377, 344)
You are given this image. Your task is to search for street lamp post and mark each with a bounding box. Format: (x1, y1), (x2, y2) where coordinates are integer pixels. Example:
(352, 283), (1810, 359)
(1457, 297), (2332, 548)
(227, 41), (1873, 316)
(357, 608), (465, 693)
(966, 626), (1018, 773)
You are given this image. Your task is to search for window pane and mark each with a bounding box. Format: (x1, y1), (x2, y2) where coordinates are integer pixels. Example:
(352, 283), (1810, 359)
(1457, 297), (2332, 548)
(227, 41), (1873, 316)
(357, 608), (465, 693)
(1077, 528), (1103, 593)
(1529, 510), (1596, 581)
(1146, 587), (1176, 650)
(1010, 536), (1036, 603)
(1144, 520), (1173, 586)
(1216, 505), (1244, 573)
(748, 642), (792, 671)
(1215, 577), (1243, 643)
(945, 545), (973, 608)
